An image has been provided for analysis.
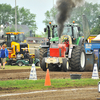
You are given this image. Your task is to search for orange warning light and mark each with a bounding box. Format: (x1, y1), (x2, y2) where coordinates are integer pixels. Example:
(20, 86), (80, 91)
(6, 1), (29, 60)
(73, 21), (75, 23)
(49, 22), (51, 25)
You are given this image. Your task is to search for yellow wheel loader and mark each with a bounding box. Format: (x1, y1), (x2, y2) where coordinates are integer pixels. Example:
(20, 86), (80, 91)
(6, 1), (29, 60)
(6, 32), (34, 65)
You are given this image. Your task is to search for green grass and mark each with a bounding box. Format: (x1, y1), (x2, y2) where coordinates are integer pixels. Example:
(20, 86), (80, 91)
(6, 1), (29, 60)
(0, 65), (40, 70)
(0, 78), (100, 91)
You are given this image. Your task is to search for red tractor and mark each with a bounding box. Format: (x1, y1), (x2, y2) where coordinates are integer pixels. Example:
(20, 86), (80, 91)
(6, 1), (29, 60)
(41, 44), (68, 72)
(40, 22), (86, 72)
(41, 35), (81, 72)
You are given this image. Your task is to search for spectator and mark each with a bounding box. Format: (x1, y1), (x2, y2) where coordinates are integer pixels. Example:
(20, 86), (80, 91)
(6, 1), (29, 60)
(23, 47), (29, 59)
(0, 45), (2, 69)
(16, 49), (21, 59)
(1, 44), (8, 69)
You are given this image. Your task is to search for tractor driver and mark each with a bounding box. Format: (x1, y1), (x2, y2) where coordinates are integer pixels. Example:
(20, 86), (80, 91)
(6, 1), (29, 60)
(63, 36), (69, 54)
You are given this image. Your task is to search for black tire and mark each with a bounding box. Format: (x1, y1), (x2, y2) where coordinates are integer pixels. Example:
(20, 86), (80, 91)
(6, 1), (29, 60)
(18, 62), (23, 66)
(35, 49), (39, 59)
(62, 59), (68, 72)
(41, 58), (47, 71)
(39, 48), (47, 68)
(69, 46), (86, 71)
(35, 62), (40, 66)
(48, 64), (62, 71)
(29, 58), (33, 64)
(6, 59), (13, 65)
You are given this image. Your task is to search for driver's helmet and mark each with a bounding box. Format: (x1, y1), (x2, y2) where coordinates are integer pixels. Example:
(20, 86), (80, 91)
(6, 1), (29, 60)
(64, 36), (69, 41)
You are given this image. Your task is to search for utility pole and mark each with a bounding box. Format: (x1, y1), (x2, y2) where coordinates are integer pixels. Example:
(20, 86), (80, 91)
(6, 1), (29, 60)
(15, 0), (17, 32)
(53, 0), (55, 24)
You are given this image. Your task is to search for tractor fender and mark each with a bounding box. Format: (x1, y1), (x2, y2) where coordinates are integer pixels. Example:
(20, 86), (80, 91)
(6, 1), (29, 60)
(68, 48), (72, 58)
(16, 60), (26, 64)
(79, 38), (84, 46)
(68, 45), (76, 58)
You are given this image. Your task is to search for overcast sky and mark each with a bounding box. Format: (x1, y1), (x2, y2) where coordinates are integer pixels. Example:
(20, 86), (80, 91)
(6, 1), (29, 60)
(0, 0), (100, 34)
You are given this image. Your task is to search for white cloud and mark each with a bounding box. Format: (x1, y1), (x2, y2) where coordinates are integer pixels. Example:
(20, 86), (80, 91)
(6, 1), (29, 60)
(85, 0), (100, 4)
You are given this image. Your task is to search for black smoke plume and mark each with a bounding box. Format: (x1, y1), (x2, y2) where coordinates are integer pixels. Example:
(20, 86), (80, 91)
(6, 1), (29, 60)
(56, 0), (84, 38)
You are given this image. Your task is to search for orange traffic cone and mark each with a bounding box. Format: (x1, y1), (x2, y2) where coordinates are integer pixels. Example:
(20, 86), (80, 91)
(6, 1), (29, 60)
(44, 69), (51, 86)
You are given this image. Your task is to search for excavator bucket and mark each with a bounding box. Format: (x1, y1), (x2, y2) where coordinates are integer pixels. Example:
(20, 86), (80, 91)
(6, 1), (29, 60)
(82, 15), (90, 42)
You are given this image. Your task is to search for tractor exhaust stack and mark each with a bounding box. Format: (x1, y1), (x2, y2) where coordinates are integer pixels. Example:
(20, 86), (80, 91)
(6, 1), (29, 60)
(59, 38), (61, 44)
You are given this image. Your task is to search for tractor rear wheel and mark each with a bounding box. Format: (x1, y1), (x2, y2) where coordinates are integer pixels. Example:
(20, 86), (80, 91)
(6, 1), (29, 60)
(39, 48), (47, 68)
(69, 46), (86, 71)
(41, 58), (47, 71)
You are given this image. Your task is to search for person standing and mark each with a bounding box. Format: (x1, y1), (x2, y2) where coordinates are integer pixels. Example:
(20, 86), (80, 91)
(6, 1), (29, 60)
(16, 49), (21, 59)
(23, 47), (29, 59)
(16, 49), (20, 55)
(1, 44), (8, 69)
(0, 45), (2, 69)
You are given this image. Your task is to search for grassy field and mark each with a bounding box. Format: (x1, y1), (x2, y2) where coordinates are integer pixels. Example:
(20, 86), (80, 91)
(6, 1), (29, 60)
(0, 65), (100, 91)
(0, 65), (40, 70)
(0, 79), (100, 91)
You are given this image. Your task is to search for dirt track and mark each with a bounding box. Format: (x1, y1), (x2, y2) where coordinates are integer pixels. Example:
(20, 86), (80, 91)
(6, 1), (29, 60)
(0, 87), (100, 100)
(0, 68), (100, 100)
(0, 68), (100, 80)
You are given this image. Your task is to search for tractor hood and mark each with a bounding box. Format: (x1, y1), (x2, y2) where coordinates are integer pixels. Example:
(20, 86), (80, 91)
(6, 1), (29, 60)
(50, 37), (59, 42)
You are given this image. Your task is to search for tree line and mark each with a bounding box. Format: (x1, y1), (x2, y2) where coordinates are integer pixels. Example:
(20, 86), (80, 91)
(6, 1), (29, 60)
(0, 3), (37, 36)
(43, 2), (100, 35)
(1, 2), (100, 37)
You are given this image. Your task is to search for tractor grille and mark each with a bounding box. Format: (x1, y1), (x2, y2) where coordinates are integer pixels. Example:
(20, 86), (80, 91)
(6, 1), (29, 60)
(20, 43), (28, 54)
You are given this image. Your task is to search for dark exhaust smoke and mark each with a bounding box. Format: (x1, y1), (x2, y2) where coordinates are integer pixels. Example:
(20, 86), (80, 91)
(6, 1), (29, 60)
(56, 0), (84, 38)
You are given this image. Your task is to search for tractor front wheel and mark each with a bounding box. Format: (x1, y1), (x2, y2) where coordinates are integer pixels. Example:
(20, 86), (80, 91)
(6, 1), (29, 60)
(41, 58), (47, 71)
(39, 48), (47, 69)
(62, 59), (68, 72)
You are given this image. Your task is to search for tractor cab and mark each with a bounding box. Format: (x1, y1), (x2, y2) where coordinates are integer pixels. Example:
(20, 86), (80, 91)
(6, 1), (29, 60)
(62, 24), (80, 44)
(6, 32), (25, 47)
(6, 32), (29, 59)
(51, 21), (81, 45)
